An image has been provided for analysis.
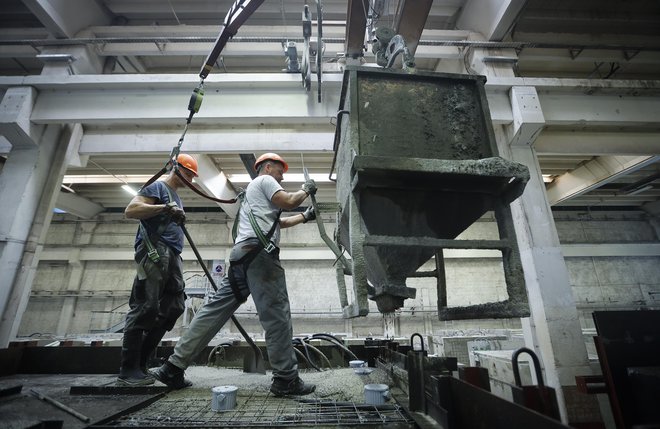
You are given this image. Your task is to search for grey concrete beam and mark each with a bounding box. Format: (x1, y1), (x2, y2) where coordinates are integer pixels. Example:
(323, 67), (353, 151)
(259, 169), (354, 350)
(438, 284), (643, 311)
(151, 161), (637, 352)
(1, 74), (656, 128)
(535, 131), (660, 156)
(546, 155), (660, 206)
(456, 0), (528, 41)
(0, 124), (67, 347)
(23, 0), (111, 39)
(193, 154), (239, 218)
(78, 128), (334, 155)
(55, 191), (104, 219)
(0, 87), (43, 148)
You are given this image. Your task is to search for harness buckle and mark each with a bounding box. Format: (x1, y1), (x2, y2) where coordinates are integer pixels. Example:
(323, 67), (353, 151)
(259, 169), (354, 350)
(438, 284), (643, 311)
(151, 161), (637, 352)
(147, 248), (160, 263)
(264, 242), (276, 254)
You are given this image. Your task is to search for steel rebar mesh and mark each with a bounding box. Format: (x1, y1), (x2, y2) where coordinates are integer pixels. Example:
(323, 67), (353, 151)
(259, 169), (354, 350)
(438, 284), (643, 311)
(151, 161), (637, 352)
(106, 390), (414, 427)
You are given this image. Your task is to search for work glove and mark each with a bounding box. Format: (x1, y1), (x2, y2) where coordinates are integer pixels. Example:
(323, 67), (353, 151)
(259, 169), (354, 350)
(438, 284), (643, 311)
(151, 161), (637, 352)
(302, 206), (316, 223)
(165, 202), (186, 225)
(301, 179), (317, 196)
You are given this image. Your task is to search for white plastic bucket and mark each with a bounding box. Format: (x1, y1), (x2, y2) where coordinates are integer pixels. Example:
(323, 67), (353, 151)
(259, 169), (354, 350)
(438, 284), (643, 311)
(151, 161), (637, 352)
(211, 385), (238, 412)
(349, 360), (366, 368)
(364, 383), (390, 405)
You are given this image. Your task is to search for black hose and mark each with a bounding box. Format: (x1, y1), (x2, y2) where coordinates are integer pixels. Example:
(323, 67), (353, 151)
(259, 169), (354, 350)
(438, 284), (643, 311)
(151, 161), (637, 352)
(293, 338), (320, 371)
(302, 339), (333, 369)
(311, 333), (359, 362)
(293, 347), (311, 368)
(207, 342), (234, 366)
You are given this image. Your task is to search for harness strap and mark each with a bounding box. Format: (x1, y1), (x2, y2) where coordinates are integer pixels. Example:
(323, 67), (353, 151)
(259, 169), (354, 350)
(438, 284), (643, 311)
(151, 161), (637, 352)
(139, 184), (177, 263)
(174, 168), (238, 204)
(227, 189), (282, 302)
(140, 165), (169, 192)
(232, 191), (281, 251)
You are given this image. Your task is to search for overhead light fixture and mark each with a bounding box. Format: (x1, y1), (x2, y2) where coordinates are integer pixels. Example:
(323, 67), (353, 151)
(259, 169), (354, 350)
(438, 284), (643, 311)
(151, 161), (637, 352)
(62, 174), (156, 184)
(542, 174), (555, 183)
(122, 184), (138, 196)
(36, 53), (75, 63)
(61, 184), (76, 193)
(621, 184), (653, 196)
(481, 56), (518, 64)
(618, 172), (659, 196)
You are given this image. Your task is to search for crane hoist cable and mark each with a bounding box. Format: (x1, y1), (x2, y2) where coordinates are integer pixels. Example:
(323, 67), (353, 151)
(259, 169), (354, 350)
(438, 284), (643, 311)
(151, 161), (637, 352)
(140, 0), (267, 202)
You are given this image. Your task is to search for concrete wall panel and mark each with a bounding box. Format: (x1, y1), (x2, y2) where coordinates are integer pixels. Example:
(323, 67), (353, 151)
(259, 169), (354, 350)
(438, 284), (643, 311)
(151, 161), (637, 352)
(15, 211), (660, 341)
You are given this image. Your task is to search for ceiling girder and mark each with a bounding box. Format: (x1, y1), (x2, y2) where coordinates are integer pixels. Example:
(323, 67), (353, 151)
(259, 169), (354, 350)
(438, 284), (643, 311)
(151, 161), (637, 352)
(546, 155), (660, 206)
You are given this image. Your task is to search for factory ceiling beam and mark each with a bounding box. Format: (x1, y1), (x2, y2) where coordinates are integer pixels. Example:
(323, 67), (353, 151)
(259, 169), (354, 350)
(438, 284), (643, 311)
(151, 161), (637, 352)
(101, 0), (351, 23)
(0, 87), (42, 148)
(0, 76), (654, 130)
(22, 0), (111, 39)
(535, 131), (660, 156)
(78, 128), (334, 155)
(26, 79), (343, 126)
(193, 154), (239, 218)
(538, 93), (660, 127)
(55, 191), (105, 219)
(546, 155), (660, 206)
(455, 0), (528, 41)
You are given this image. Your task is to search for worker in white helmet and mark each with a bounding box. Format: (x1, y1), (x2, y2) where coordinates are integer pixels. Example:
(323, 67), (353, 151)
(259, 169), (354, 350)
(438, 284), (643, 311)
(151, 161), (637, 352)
(153, 153), (318, 396)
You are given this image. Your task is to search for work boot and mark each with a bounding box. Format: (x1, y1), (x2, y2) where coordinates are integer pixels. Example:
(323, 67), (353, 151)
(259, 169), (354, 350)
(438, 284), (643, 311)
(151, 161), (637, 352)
(151, 361), (192, 389)
(140, 327), (167, 373)
(270, 376), (316, 397)
(117, 330), (155, 386)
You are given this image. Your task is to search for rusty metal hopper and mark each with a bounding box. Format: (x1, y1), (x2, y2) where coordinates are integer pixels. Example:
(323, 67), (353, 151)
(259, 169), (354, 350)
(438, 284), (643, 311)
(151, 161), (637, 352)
(330, 66), (530, 319)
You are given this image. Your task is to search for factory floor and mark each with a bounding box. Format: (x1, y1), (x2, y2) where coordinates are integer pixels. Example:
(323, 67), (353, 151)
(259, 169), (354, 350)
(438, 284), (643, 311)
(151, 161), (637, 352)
(0, 367), (415, 428)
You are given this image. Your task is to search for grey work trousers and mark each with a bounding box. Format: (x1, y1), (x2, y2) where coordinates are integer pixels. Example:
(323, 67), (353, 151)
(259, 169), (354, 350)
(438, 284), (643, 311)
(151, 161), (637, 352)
(168, 239), (299, 381)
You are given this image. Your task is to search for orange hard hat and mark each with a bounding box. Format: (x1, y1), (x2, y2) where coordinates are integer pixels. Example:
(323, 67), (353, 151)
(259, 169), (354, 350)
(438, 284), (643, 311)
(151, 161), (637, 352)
(254, 153), (288, 173)
(177, 154), (198, 176)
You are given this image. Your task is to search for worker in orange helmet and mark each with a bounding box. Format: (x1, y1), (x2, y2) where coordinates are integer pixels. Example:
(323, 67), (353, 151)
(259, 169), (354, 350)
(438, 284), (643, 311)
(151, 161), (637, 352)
(116, 154), (198, 386)
(153, 152), (319, 396)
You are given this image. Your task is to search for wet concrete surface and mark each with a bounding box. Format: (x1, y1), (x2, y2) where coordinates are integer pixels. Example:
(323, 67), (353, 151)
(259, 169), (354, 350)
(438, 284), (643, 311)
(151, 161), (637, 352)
(0, 367), (400, 428)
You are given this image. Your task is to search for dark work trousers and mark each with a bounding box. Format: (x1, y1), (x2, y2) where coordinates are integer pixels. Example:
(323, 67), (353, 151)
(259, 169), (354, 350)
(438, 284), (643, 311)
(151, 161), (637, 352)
(124, 241), (186, 334)
(169, 238), (299, 381)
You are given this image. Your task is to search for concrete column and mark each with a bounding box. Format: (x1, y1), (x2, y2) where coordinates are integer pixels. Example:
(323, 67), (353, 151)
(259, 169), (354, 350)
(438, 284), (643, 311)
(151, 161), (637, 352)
(0, 124), (68, 346)
(494, 125), (600, 425)
(56, 250), (83, 336)
(0, 40), (104, 346)
(55, 221), (95, 335)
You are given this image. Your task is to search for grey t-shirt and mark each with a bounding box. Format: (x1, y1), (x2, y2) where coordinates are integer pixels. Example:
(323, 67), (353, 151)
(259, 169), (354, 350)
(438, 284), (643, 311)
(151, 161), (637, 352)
(235, 175), (284, 246)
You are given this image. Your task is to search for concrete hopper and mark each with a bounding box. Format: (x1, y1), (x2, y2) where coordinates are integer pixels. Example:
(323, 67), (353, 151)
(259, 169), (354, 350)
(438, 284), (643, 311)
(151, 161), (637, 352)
(328, 66), (530, 320)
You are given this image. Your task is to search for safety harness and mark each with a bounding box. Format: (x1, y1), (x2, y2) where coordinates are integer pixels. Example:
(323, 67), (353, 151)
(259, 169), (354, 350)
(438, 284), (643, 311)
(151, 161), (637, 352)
(227, 191), (282, 303)
(139, 184), (177, 264)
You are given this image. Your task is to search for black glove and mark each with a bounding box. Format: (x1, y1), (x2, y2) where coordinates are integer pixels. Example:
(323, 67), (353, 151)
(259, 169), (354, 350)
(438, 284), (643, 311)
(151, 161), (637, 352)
(302, 206), (316, 223)
(165, 202), (186, 225)
(170, 207), (186, 225)
(301, 179), (317, 196)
